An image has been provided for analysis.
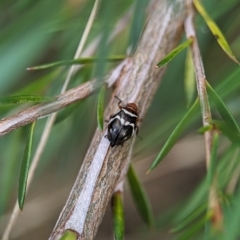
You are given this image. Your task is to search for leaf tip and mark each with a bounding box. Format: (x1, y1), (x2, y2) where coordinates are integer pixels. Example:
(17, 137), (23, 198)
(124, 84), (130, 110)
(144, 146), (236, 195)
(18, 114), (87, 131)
(98, 124), (103, 131)
(146, 169), (151, 174)
(18, 200), (24, 211)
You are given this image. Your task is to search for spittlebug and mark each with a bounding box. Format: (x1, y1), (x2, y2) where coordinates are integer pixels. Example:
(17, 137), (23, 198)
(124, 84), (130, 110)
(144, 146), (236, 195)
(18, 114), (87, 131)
(106, 97), (139, 147)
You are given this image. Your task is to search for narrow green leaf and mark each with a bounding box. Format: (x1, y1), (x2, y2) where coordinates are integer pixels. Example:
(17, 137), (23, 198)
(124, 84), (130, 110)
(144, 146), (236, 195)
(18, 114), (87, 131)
(204, 218), (211, 240)
(198, 125), (213, 134)
(193, 0), (239, 64)
(18, 121), (36, 210)
(97, 84), (106, 131)
(210, 120), (240, 144)
(128, 0), (148, 54)
(217, 68), (240, 99)
(156, 38), (193, 67)
(174, 146), (236, 225)
(220, 147), (240, 190)
(127, 164), (154, 228)
(59, 230), (78, 240)
(0, 130), (22, 212)
(0, 95), (55, 105)
(176, 215), (207, 240)
(207, 132), (219, 187)
(174, 180), (208, 225)
(113, 192), (125, 240)
(184, 48), (195, 107)
(27, 56), (125, 70)
(172, 203), (207, 233)
(148, 98), (200, 172)
(223, 185), (240, 240)
(206, 81), (240, 133)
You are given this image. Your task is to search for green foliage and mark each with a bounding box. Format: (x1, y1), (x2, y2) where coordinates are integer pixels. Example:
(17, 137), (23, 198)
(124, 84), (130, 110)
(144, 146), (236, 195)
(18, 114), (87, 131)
(27, 56), (125, 70)
(97, 84), (106, 131)
(184, 48), (195, 107)
(206, 81), (240, 133)
(172, 146), (237, 239)
(1, 0), (240, 239)
(129, 0), (148, 54)
(171, 203), (207, 233)
(148, 99), (200, 172)
(210, 120), (240, 144)
(127, 164), (154, 228)
(193, 0), (239, 64)
(113, 192), (125, 240)
(59, 230), (78, 240)
(157, 38), (193, 67)
(223, 187), (240, 240)
(207, 132), (219, 187)
(18, 121), (36, 210)
(0, 95), (55, 105)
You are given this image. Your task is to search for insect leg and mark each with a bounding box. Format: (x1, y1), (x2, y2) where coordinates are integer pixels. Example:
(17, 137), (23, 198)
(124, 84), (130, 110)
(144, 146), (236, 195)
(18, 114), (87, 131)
(114, 96), (123, 109)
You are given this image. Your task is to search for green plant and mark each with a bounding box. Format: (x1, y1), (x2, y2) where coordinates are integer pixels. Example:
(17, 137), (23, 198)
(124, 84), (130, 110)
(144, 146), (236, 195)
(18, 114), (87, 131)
(1, 0), (240, 240)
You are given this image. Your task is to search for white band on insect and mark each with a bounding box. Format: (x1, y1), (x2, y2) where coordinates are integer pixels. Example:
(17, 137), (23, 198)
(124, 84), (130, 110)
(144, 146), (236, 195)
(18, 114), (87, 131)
(122, 108), (138, 118)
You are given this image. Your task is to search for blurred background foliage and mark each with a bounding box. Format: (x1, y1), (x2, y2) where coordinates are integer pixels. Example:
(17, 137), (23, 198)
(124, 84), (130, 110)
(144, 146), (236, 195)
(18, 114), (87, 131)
(0, 0), (240, 239)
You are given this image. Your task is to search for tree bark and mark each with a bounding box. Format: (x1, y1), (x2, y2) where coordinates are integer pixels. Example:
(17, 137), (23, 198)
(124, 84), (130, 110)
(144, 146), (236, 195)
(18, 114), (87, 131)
(49, 0), (186, 239)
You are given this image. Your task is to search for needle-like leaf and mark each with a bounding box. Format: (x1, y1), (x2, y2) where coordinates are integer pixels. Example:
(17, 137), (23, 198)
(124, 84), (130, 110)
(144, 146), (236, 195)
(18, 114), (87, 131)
(0, 95), (55, 105)
(148, 98), (199, 172)
(18, 121), (36, 210)
(193, 0), (239, 64)
(97, 84), (106, 131)
(207, 132), (219, 187)
(175, 215), (207, 240)
(156, 38), (193, 67)
(27, 56), (125, 70)
(127, 164), (154, 228)
(184, 48), (195, 107)
(206, 81), (240, 133)
(112, 192), (125, 240)
(198, 125), (213, 134)
(172, 203), (207, 233)
(210, 120), (240, 144)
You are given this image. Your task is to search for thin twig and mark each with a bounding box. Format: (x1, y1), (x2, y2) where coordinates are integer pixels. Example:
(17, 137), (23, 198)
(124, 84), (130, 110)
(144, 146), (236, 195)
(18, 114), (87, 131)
(0, 81), (96, 136)
(61, 0), (99, 93)
(184, 0), (222, 231)
(0, 59), (130, 137)
(64, 6), (133, 78)
(184, 0), (212, 167)
(1, 1), (100, 239)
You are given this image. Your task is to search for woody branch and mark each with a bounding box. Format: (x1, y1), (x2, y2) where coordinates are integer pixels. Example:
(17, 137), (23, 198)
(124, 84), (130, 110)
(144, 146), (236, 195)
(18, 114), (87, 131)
(49, 0), (185, 239)
(184, 0), (222, 229)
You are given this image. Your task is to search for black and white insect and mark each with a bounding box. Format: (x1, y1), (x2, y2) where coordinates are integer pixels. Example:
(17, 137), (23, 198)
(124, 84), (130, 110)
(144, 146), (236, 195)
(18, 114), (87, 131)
(106, 97), (139, 147)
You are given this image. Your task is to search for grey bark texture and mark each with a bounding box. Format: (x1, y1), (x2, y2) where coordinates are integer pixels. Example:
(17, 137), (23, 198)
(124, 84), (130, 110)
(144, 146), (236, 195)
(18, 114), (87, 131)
(49, 0), (186, 239)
